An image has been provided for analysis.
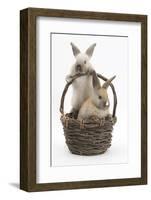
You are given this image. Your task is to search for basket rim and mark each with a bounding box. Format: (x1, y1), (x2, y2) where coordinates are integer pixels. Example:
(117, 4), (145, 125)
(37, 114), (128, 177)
(61, 113), (117, 128)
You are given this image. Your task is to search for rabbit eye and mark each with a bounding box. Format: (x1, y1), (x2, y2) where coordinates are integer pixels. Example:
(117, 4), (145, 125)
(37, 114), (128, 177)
(84, 60), (86, 64)
(98, 96), (102, 99)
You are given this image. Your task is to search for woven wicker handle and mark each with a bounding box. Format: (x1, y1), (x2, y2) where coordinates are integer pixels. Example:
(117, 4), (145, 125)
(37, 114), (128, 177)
(60, 72), (117, 118)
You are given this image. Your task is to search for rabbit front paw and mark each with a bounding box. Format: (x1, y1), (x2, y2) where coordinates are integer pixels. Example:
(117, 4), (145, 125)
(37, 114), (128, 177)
(87, 68), (95, 76)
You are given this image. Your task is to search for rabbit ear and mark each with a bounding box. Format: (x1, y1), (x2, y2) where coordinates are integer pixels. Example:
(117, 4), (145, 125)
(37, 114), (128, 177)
(102, 76), (116, 89)
(70, 42), (81, 57)
(92, 71), (101, 89)
(85, 43), (96, 58)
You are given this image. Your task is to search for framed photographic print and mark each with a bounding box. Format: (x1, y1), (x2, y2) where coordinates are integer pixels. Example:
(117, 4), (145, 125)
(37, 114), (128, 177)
(20, 8), (147, 191)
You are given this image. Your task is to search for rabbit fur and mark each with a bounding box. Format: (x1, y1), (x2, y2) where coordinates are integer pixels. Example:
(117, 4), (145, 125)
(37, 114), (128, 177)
(66, 42), (96, 117)
(78, 71), (116, 121)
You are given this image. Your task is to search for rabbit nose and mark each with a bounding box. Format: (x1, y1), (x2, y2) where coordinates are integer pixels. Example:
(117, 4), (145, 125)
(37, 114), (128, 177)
(76, 64), (82, 72)
(104, 101), (109, 108)
(102, 101), (106, 106)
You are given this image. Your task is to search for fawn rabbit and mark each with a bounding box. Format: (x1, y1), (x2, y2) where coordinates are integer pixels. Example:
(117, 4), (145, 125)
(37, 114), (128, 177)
(78, 71), (116, 121)
(66, 42), (96, 118)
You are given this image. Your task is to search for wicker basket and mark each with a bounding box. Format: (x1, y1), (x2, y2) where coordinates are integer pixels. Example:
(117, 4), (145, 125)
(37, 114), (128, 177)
(60, 72), (117, 156)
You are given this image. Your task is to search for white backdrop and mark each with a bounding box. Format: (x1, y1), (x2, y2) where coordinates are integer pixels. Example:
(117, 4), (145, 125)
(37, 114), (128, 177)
(0, 0), (150, 199)
(51, 33), (129, 167)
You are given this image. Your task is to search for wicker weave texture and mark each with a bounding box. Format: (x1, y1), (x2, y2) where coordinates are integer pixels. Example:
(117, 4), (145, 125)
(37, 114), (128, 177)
(61, 115), (115, 156)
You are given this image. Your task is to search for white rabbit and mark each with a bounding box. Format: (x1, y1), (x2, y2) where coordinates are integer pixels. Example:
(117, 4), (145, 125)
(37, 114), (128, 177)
(78, 71), (116, 121)
(66, 42), (96, 118)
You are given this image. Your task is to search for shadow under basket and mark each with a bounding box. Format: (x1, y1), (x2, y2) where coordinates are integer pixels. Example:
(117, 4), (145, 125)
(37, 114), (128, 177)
(60, 72), (117, 156)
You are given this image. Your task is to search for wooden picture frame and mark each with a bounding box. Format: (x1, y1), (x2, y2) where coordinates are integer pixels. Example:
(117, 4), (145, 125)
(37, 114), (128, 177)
(20, 7), (147, 192)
